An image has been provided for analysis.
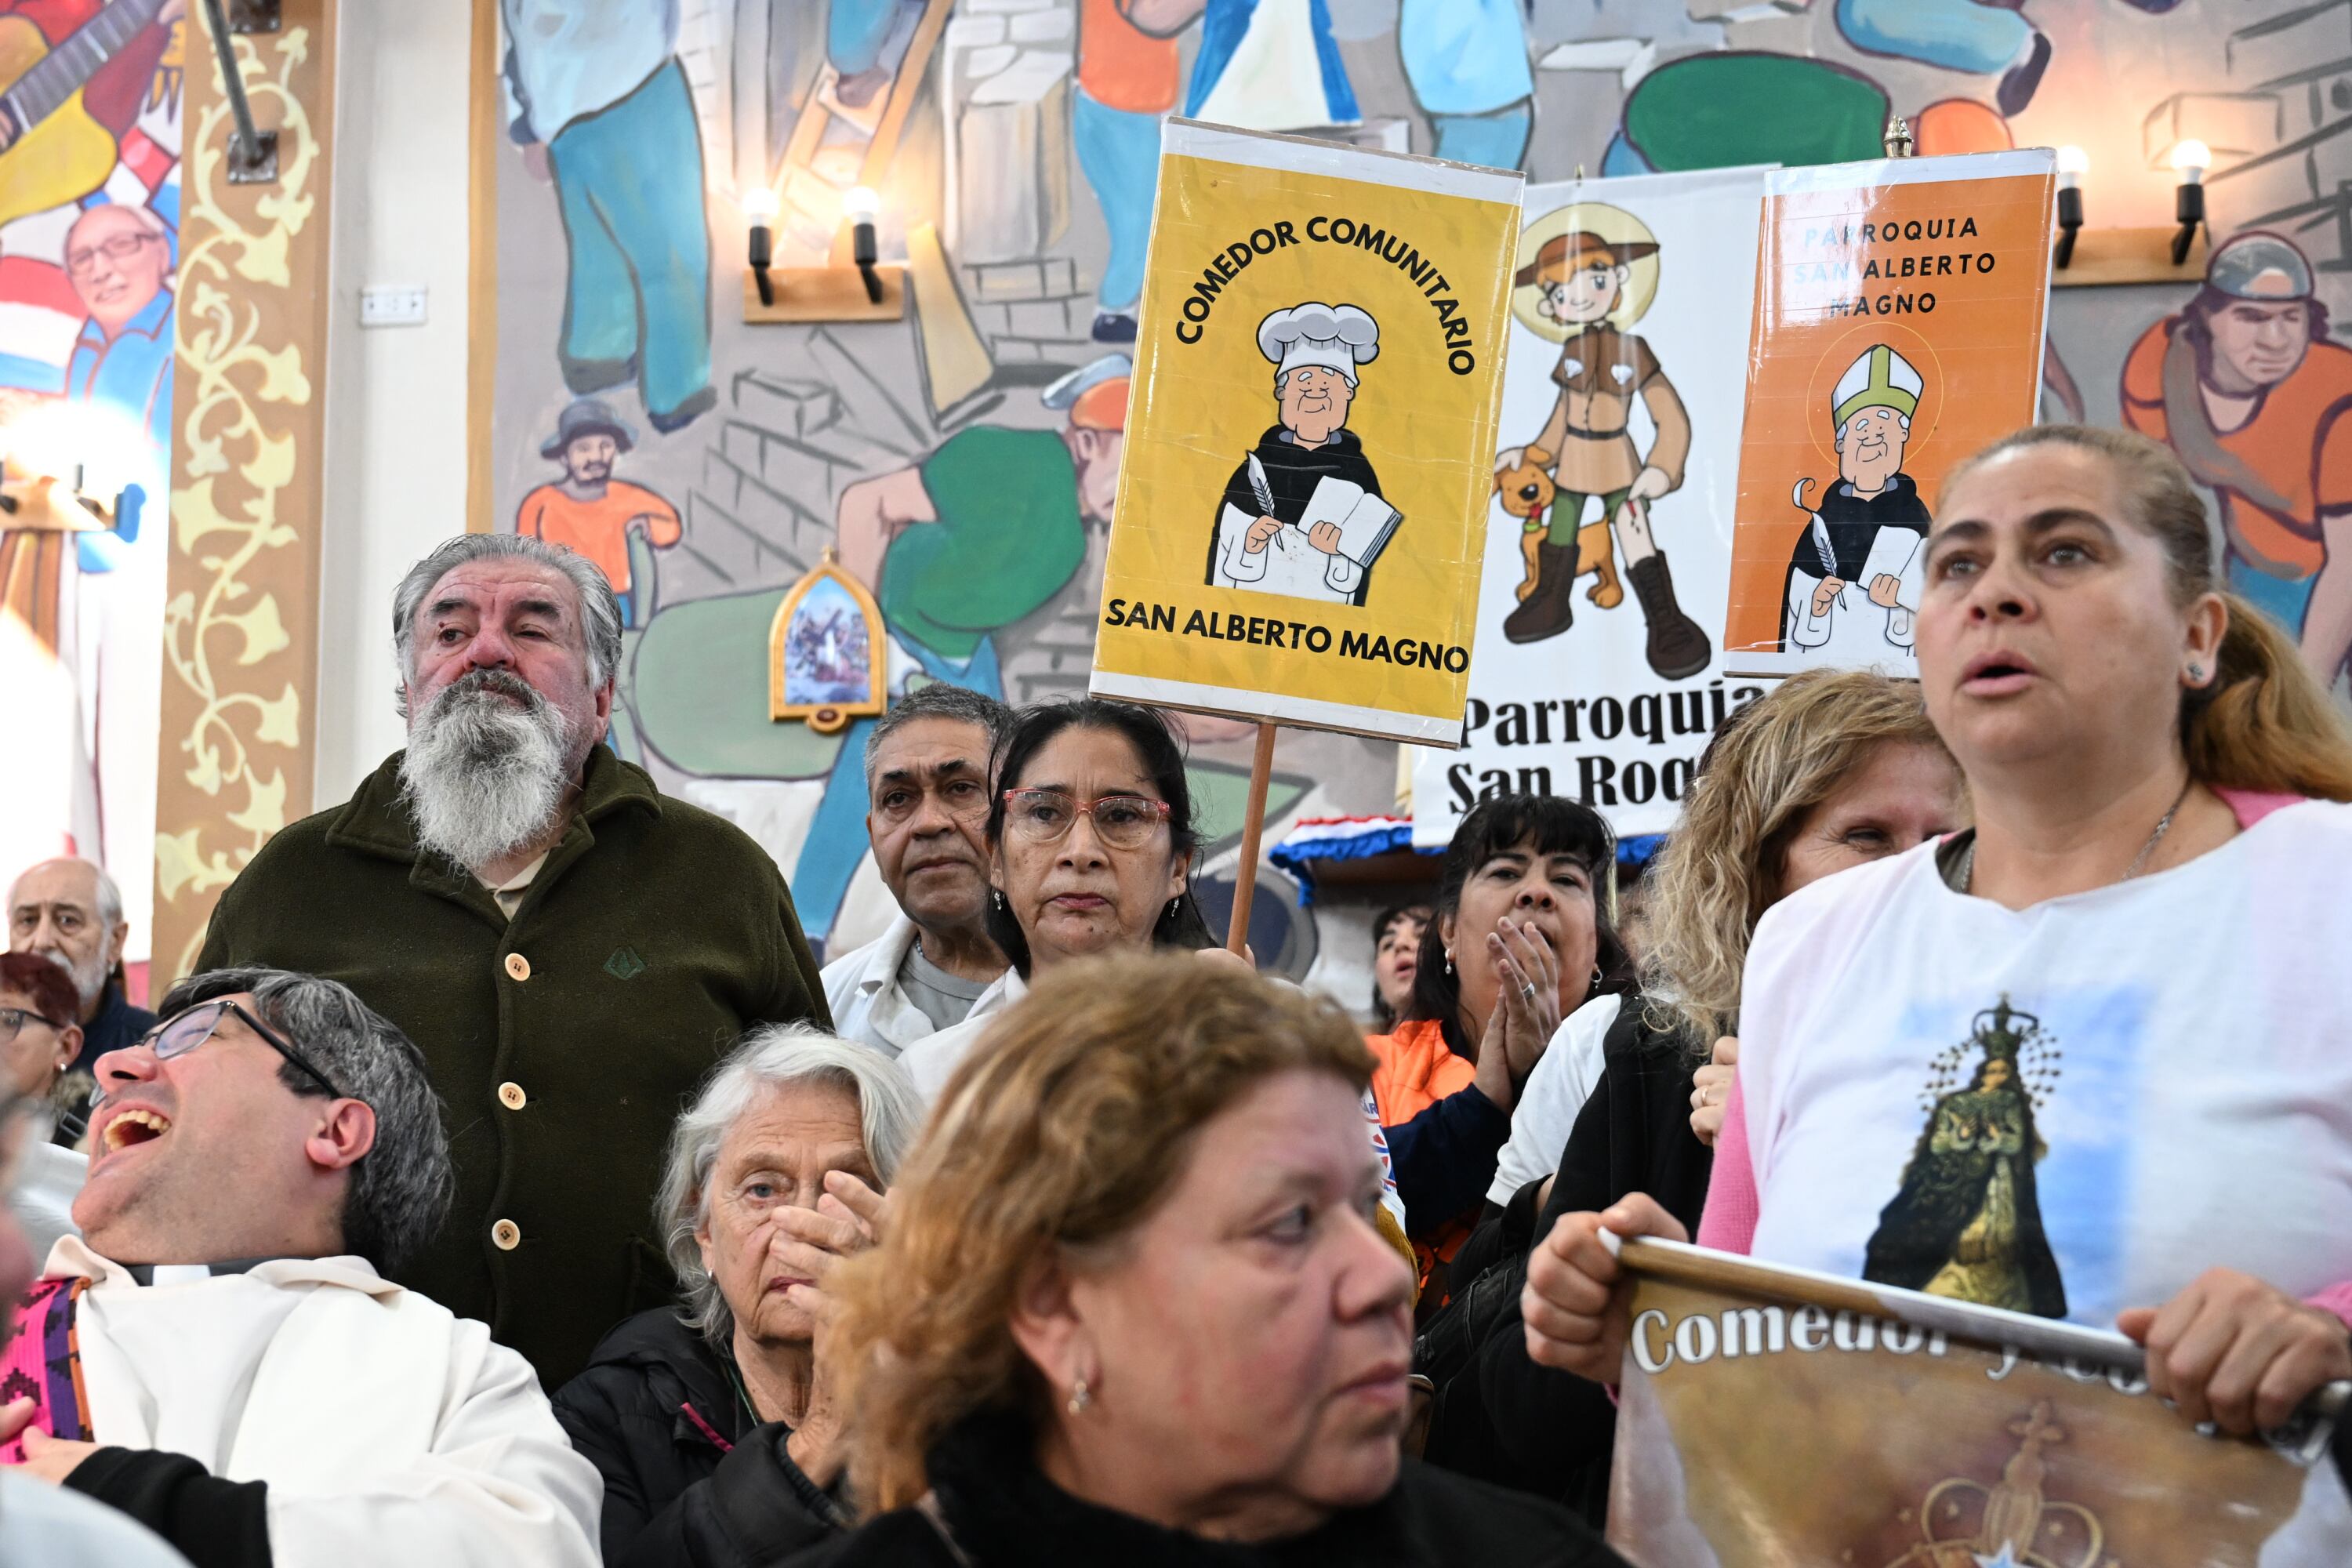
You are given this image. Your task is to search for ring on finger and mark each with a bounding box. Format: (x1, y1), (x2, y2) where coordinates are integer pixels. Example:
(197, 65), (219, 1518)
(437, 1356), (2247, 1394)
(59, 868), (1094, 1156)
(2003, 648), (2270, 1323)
(1519, 981), (1538, 1002)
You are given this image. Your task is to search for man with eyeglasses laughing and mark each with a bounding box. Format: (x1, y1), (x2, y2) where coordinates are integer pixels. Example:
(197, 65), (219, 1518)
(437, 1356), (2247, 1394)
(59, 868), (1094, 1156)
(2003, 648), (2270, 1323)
(0, 968), (601, 1568)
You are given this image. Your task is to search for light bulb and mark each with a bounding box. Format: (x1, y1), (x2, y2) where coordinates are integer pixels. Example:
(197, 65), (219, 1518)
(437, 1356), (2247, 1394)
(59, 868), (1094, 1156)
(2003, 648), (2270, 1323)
(844, 186), (881, 223)
(2169, 140), (2212, 179)
(2055, 145), (2089, 183)
(740, 187), (780, 223)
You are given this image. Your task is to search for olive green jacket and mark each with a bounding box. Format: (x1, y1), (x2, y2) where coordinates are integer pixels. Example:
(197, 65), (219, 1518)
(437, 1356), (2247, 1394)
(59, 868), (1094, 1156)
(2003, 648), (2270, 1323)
(194, 746), (830, 1384)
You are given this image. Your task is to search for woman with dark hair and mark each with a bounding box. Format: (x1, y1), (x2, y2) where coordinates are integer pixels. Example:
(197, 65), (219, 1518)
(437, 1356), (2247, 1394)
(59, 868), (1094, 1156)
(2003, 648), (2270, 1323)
(1367, 906), (1428, 1031)
(898, 699), (1212, 1099)
(1369, 796), (1631, 1300)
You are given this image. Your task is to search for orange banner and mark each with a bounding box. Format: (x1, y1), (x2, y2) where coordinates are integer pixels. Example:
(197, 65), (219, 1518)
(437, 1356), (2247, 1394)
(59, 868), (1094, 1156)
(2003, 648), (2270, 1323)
(1720, 152), (2053, 676)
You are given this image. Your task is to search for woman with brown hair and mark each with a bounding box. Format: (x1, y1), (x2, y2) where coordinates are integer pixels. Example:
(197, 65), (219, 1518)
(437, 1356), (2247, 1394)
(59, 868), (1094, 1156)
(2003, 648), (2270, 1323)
(797, 955), (1624, 1568)
(1528, 428), (2352, 1492)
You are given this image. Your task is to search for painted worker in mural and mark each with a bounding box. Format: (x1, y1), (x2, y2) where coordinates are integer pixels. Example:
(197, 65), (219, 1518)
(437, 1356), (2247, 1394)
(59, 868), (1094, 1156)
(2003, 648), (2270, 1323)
(1210, 303), (1392, 608)
(2121, 230), (2352, 688)
(1493, 222), (1710, 678)
(1780, 343), (1932, 662)
(1073, 0), (1203, 344)
(515, 398), (681, 630)
(502, 0), (715, 434)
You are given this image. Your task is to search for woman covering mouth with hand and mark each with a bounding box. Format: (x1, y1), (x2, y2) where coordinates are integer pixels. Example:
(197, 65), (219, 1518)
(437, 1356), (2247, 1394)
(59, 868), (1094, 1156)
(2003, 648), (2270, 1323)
(1367, 796), (1633, 1305)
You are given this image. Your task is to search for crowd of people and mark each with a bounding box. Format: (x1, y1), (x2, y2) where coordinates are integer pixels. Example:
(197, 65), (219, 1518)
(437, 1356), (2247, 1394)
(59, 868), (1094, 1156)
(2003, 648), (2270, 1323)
(0, 424), (2348, 1566)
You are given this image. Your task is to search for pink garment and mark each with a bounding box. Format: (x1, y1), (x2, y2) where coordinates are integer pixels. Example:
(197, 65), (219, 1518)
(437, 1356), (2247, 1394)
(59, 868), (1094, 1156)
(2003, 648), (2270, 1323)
(1694, 1074), (1758, 1254)
(1699, 789), (2346, 1309)
(2215, 787), (2303, 827)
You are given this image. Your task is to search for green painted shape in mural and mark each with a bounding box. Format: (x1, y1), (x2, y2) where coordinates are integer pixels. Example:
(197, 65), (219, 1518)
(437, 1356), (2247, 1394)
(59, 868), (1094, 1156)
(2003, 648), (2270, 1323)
(1191, 763), (1309, 855)
(625, 586), (1308, 841)
(1626, 54), (1889, 172)
(627, 587), (844, 779)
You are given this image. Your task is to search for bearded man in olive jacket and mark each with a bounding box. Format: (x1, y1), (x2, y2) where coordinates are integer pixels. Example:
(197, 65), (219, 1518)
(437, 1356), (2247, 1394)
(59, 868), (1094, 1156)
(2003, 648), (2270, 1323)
(196, 534), (830, 1384)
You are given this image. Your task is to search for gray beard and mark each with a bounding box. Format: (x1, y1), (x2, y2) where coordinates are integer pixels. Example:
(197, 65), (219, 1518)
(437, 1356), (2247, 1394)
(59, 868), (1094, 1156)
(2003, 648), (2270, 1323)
(35, 946), (105, 1009)
(398, 673), (576, 873)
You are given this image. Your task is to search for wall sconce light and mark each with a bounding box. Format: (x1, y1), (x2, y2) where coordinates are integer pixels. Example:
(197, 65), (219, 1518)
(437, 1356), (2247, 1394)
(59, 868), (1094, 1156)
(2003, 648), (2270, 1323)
(845, 186), (884, 305)
(2047, 140), (2211, 288)
(2169, 139), (2209, 266)
(740, 184), (906, 323)
(2053, 145), (2087, 270)
(743, 187), (780, 307)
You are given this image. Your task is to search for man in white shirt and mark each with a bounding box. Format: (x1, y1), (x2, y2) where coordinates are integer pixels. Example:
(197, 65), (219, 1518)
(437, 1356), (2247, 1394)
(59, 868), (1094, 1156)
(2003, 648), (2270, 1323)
(823, 687), (1012, 1056)
(4, 967), (601, 1568)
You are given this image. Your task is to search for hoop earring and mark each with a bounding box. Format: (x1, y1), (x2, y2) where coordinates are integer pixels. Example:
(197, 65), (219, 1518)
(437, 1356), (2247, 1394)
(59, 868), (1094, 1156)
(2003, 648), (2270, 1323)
(1067, 1378), (1091, 1415)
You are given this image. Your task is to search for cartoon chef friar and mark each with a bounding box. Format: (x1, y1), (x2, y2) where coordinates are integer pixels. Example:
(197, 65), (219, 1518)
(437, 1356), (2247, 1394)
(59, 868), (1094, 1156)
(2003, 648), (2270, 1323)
(1207, 301), (1401, 608)
(1781, 343), (1933, 659)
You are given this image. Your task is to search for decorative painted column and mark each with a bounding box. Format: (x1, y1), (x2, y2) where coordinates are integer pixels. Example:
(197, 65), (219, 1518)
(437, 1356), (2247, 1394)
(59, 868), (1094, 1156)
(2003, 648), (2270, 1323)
(151, 1), (336, 989)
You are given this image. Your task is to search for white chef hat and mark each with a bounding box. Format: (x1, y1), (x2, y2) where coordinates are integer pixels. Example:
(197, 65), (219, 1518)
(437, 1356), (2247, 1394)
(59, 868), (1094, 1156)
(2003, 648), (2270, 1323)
(1257, 302), (1380, 386)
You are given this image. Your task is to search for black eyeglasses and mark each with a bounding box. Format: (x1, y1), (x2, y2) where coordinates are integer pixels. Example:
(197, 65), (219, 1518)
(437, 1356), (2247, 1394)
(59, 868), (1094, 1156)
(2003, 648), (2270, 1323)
(122, 998), (349, 1101)
(0, 1007), (70, 1045)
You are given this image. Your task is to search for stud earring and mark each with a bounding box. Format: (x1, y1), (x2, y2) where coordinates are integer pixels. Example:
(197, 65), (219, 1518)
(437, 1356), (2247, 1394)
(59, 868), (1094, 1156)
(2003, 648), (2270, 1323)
(1067, 1378), (1091, 1415)
(2187, 662), (2206, 684)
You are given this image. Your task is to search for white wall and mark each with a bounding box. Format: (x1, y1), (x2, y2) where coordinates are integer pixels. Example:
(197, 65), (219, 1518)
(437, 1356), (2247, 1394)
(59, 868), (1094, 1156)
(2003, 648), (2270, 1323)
(314, 0), (476, 809)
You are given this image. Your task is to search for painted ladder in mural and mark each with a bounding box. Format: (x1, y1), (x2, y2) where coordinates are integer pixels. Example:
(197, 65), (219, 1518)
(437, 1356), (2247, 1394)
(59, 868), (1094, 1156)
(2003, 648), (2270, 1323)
(775, 0), (953, 265)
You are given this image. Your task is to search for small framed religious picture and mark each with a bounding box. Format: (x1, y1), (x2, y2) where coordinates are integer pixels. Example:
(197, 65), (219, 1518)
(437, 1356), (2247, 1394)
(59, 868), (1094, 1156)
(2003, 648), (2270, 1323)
(769, 546), (887, 733)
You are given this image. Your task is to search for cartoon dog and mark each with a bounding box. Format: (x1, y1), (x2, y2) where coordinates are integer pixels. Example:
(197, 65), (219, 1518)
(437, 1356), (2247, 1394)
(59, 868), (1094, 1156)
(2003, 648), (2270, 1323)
(1492, 446), (1623, 610)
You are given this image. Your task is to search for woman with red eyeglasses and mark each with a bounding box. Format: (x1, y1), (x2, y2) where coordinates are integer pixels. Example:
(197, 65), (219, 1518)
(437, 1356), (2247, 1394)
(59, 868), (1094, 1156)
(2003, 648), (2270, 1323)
(898, 699), (1219, 1100)
(896, 698), (1417, 1262)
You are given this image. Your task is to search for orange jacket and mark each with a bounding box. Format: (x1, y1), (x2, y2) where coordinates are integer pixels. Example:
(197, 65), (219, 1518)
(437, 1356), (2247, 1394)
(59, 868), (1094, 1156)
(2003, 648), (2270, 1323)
(1365, 1018), (1476, 1127)
(1365, 1018), (1483, 1298)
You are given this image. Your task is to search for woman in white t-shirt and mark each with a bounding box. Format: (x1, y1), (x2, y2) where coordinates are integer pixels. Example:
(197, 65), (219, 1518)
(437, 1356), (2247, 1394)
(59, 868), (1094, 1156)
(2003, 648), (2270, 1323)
(1524, 426), (2352, 1453)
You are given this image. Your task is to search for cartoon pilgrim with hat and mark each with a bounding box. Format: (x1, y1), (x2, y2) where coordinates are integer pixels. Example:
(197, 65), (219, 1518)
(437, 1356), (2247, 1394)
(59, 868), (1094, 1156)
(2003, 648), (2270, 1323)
(1780, 343), (1933, 660)
(1492, 220), (1711, 677)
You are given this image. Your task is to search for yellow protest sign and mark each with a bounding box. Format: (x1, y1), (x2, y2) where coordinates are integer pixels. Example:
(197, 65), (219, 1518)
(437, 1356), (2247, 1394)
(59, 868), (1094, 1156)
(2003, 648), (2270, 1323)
(1088, 120), (1523, 745)
(1609, 1240), (2351, 1567)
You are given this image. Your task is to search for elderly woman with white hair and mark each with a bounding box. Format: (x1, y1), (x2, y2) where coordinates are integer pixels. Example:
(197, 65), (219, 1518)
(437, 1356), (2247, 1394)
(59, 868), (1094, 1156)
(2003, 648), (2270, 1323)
(553, 1025), (920, 1568)
(1208, 299), (1396, 606)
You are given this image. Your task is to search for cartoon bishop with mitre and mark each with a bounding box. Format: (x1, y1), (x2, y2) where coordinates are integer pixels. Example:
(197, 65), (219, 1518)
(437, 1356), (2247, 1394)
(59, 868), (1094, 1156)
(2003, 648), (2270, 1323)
(1781, 343), (1933, 660)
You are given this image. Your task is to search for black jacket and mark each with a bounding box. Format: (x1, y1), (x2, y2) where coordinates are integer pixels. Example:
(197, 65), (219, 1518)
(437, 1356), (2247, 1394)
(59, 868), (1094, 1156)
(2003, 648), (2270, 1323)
(785, 1411), (1624, 1568)
(1416, 1005), (1714, 1524)
(553, 1308), (847, 1568)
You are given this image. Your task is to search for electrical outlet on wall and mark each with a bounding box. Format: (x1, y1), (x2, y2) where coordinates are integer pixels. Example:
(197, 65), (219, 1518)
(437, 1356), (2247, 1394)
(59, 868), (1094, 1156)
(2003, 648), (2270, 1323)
(359, 286), (429, 327)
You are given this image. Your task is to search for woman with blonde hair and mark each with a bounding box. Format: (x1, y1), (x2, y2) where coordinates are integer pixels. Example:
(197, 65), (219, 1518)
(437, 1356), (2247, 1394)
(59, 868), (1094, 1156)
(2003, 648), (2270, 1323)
(1421, 667), (1962, 1516)
(1530, 428), (2352, 1530)
(798, 954), (1624, 1567)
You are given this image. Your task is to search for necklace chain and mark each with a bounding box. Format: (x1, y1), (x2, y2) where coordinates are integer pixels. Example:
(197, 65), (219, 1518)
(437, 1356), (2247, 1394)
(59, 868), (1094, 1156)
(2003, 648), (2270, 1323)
(1959, 777), (2194, 894)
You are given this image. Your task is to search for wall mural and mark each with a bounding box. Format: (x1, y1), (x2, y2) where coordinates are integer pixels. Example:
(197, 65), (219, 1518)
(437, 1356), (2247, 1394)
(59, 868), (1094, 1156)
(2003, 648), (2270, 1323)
(482, 0), (2352, 1009)
(0, 0), (185, 996)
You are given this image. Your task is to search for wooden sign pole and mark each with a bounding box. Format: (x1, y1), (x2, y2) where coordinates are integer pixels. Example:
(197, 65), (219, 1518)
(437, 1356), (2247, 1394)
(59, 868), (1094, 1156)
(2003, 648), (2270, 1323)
(1224, 723), (1279, 955)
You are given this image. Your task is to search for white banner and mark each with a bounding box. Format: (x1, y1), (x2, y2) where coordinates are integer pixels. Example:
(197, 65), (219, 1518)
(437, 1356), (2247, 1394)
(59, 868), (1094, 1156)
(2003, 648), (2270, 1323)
(1413, 166), (1773, 845)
